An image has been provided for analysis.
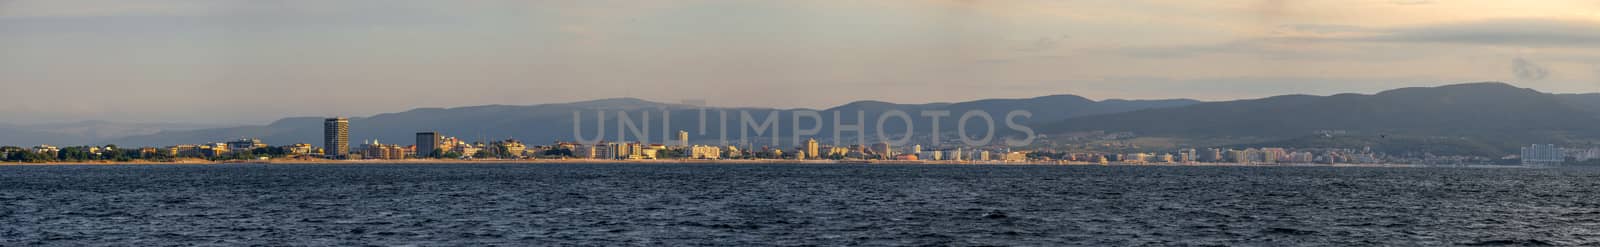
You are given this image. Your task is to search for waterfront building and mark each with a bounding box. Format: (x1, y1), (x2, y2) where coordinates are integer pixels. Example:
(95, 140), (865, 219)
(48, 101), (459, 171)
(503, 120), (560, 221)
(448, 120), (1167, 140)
(1522, 144), (1563, 166)
(1261, 148), (1287, 164)
(1126, 153), (1150, 163)
(283, 143), (315, 156)
(629, 143), (645, 159)
(1226, 149), (1250, 164)
(361, 140), (409, 160)
(725, 146), (741, 158)
(200, 143), (229, 157)
(1203, 148), (1223, 162)
(1566, 147), (1600, 162)
(497, 139), (527, 158)
(33, 145), (58, 154)
(416, 132), (440, 158)
(581, 145), (597, 159)
(643, 144), (666, 159)
(893, 154), (918, 161)
(1288, 152), (1315, 163)
(806, 138), (820, 159)
(677, 130), (690, 148)
(454, 144), (481, 158)
(1003, 152), (1027, 162)
(324, 118), (350, 159)
(827, 146), (850, 158)
(690, 145), (722, 159)
(227, 138), (267, 152)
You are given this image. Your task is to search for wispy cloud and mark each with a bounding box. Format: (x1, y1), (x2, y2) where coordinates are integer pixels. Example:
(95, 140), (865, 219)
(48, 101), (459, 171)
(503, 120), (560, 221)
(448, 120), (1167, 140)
(1359, 19), (1600, 47)
(1513, 57), (1550, 81)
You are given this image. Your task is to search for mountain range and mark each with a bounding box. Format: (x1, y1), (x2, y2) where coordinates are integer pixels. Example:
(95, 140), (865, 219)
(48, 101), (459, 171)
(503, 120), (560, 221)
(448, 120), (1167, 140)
(95, 96), (1200, 148)
(1039, 82), (1600, 156)
(6, 82), (1599, 157)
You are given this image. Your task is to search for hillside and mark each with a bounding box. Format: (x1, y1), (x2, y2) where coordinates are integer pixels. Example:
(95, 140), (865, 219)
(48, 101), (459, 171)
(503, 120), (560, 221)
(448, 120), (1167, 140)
(108, 96), (1199, 147)
(1038, 82), (1600, 156)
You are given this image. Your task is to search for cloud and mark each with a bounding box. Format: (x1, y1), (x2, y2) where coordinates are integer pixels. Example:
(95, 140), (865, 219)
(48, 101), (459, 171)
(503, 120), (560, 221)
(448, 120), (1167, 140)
(1118, 18), (1600, 60)
(1360, 19), (1600, 48)
(1389, 0), (1434, 5)
(1512, 57), (1550, 81)
(1014, 35), (1068, 52)
(1280, 24), (1372, 34)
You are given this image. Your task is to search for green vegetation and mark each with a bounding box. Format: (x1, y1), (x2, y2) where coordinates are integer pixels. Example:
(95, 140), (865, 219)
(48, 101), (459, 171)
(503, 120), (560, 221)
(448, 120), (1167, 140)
(1, 145), (174, 163)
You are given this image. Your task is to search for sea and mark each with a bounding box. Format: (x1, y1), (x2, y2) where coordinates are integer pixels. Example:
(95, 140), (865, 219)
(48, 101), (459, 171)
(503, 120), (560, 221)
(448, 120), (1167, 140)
(2, 164), (1598, 246)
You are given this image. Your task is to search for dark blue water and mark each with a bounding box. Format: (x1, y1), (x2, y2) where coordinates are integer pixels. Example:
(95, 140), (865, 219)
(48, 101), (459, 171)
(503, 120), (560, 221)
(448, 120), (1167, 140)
(3, 164), (1599, 246)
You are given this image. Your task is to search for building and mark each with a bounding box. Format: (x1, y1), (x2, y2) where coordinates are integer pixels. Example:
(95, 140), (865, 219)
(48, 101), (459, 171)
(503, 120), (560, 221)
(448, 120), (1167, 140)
(643, 144), (666, 159)
(919, 151), (943, 161)
(1203, 148), (1223, 162)
(1003, 152), (1028, 162)
(137, 147), (159, 157)
(416, 132), (440, 158)
(200, 143), (230, 157)
(1226, 149), (1250, 164)
(283, 143), (315, 156)
(497, 139), (527, 158)
(324, 118), (350, 159)
(893, 154), (918, 160)
(361, 140), (409, 160)
(826, 146), (849, 158)
(454, 144), (482, 158)
(677, 130), (690, 148)
(1261, 148), (1287, 164)
(33, 145), (59, 154)
(1566, 147), (1600, 162)
(581, 145), (597, 159)
(806, 138), (820, 159)
(872, 142), (893, 159)
(1179, 149), (1197, 163)
(689, 145), (722, 159)
(226, 138), (266, 152)
(1522, 144), (1563, 166)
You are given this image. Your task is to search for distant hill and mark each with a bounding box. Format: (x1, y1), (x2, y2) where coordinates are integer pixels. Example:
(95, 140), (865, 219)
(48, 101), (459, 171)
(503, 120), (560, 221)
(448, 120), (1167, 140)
(108, 96), (1200, 147)
(1038, 82), (1600, 156)
(0, 121), (227, 146)
(1558, 93), (1600, 115)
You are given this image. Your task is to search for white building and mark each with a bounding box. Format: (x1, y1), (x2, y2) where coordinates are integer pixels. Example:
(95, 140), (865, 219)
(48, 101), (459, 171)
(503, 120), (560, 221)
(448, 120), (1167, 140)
(1522, 144), (1563, 166)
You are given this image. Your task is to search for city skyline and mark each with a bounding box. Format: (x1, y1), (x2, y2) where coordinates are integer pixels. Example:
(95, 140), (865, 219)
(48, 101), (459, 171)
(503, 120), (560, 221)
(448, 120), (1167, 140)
(4, 0), (1600, 124)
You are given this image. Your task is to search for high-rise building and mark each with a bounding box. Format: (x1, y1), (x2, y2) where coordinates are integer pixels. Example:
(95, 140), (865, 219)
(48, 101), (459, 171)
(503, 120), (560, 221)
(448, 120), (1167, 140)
(677, 130), (690, 147)
(806, 138), (820, 159)
(1522, 144), (1563, 166)
(324, 118), (349, 159)
(416, 132), (440, 158)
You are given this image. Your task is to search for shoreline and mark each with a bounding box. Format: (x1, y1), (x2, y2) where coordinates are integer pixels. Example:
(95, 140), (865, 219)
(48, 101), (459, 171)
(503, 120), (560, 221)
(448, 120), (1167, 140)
(0, 159), (1516, 168)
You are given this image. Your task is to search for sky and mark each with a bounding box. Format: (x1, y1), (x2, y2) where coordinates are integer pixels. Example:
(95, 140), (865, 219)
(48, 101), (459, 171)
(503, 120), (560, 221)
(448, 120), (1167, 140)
(3, 0), (1600, 125)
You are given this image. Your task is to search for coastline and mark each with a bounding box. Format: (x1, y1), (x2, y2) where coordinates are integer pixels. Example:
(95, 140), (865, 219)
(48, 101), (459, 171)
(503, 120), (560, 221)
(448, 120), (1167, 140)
(0, 159), (1491, 168)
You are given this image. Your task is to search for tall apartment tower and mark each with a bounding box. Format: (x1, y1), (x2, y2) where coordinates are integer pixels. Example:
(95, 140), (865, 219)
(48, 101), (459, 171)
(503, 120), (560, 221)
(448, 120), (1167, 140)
(806, 138), (820, 159)
(677, 130), (689, 147)
(416, 132), (440, 158)
(324, 118), (350, 159)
